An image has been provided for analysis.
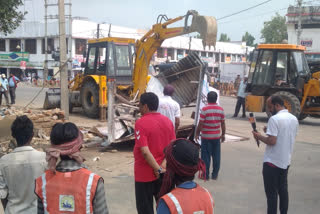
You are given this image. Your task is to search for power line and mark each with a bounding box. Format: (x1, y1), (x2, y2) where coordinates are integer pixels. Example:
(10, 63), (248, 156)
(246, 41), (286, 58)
(218, 7), (287, 24)
(217, 0), (272, 21)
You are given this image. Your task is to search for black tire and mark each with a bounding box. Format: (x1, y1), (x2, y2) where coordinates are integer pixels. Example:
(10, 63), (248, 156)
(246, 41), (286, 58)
(298, 114), (308, 120)
(80, 80), (99, 118)
(273, 91), (301, 118)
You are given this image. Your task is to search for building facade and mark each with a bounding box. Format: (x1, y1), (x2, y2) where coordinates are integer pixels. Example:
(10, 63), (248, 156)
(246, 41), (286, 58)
(0, 20), (252, 80)
(287, 5), (320, 61)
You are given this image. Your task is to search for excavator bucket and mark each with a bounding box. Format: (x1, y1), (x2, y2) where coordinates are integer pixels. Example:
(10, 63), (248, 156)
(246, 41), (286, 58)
(190, 14), (217, 49)
(43, 88), (61, 109)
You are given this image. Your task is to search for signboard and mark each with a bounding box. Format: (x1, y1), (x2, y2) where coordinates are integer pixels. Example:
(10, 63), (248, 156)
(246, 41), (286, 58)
(200, 57), (215, 67)
(301, 40), (313, 47)
(20, 61), (26, 70)
(0, 52), (29, 61)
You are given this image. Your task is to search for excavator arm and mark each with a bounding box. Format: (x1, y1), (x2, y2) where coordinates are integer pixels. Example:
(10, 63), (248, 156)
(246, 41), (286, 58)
(132, 10), (217, 97)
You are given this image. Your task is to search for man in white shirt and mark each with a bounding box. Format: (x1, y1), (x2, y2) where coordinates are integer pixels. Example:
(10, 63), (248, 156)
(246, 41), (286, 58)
(252, 95), (299, 214)
(157, 85), (181, 131)
(0, 115), (46, 214)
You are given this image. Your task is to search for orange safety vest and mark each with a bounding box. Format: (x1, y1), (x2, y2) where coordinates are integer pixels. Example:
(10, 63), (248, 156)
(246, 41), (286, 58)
(161, 184), (214, 214)
(35, 168), (101, 214)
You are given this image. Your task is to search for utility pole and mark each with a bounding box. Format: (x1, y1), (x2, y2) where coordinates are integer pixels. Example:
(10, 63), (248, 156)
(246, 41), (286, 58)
(297, 0), (303, 45)
(68, 0), (72, 79)
(97, 24), (100, 38)
(44, 0), (48, 85)
(58, 0), (69, 119)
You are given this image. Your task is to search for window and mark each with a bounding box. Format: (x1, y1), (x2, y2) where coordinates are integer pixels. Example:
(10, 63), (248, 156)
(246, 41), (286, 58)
(248, 50), (258, 83)
(10, 39), (20, 52)
(208, 52), (213, 57)
(252, 50), (273, 85)
(177, 49), (184, 59)
(0, 39), (5, 51)
(221, 53), (225, 62)
(75, 39), (86, 55)
(88, 47), (97, 71)
(215, 53), (219, 62)
(167, 48), (174, 60)
(115, 45), (131, 76)
(97, 46), (106, 73)
(231, 54), (236, 62)
(293, 51), (310, 76)
(25, 39), (37, 54)
(275, 52), (288, 85)
(42, 38), (54, 54)
(201, 52), (206, 57)
(157, 48), (164, 58)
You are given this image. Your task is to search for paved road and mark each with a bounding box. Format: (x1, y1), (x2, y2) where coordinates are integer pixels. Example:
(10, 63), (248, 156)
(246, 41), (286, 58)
(15, 83), (48, 108)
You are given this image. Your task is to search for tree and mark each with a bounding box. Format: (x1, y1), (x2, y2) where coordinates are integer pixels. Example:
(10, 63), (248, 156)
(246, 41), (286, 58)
(242, 32), (255, 46)
(219, 33), (231, 42)
(0, 0), (26, 35)
(261, 13), (287, 44)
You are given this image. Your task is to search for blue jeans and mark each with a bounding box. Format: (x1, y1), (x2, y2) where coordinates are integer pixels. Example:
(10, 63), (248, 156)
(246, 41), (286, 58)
(201, 138), (221, 179)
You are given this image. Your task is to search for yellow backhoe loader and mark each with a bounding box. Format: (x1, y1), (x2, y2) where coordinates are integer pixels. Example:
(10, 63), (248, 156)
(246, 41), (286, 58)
(44, 10), (217, 118)
(246, 44), (320, 120)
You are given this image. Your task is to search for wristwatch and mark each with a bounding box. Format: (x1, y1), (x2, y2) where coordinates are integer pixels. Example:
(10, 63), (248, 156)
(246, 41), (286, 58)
(157, 167), (163, 174)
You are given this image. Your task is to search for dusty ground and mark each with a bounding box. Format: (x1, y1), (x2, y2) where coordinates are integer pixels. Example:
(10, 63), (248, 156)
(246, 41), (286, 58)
(0, 85), (320, 213)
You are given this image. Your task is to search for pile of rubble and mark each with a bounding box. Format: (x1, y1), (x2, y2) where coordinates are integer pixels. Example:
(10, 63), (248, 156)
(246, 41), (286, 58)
(0, 106), (111, 154)
(0, 107), (66, 154)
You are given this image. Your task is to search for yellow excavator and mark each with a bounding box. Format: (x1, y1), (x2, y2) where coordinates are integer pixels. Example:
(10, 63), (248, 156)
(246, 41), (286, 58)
(44, 10), (217, 118)
(246, 44), (320, 120)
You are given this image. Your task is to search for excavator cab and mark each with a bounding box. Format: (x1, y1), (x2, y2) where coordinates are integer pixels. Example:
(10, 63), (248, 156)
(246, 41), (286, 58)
(247, 44), (310, 96)
(84, 37), (136, 84)
(246, 44), (320, 119)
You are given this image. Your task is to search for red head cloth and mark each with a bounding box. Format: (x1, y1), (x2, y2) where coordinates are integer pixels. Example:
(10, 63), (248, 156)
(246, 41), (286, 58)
(158, 139), (206, 198)
(46, 131), (85, 172)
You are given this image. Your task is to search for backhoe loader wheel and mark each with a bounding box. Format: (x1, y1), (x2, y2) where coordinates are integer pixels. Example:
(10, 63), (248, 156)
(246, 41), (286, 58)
(298, 114), (308, 121)
(273, 91), (301, 118)
(80, 80), (99, 118)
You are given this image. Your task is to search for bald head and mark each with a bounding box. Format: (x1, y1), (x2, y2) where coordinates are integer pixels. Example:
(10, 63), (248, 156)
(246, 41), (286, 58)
(163, 85), (175, 96)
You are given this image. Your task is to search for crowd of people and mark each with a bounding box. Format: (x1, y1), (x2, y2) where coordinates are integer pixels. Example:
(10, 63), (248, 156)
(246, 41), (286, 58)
(0, 81), (299, 214)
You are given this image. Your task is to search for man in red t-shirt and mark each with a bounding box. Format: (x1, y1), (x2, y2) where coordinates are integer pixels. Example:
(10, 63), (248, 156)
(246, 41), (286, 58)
(195, 91), (226, 180)
(134, 92), (176, 214)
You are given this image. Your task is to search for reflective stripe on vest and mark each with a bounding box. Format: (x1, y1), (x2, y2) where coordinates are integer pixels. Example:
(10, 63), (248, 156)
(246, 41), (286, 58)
(167, 193), (183, 214)
(203, 187), (214, 213)
(41, 174), (49, 214)
(86, 173), (95, 214)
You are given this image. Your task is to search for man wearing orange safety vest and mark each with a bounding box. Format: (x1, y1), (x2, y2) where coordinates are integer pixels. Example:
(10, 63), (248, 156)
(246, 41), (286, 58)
(35, 122), (108, 214)
(157, 139), (214, 214)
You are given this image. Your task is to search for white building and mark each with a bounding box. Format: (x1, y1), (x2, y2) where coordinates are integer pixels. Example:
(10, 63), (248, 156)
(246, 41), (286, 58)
(287, 5), (320, 61)
(0, 19), (252, 79)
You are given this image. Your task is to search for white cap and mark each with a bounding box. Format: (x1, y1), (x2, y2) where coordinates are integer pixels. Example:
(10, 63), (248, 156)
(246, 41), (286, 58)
(1, 74), (5, 78)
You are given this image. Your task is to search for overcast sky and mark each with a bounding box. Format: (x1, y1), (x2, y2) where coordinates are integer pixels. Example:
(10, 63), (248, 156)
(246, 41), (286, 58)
(23, 0), (301, 42)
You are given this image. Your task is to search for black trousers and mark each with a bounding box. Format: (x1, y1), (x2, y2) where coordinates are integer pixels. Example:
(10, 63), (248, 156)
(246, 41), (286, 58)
(263, 163), (289, 214)
(234, 96), (246, 116)
(135, 179), (162, 214)
(0, 90), (9, 105)
(9, 87), (16, 104)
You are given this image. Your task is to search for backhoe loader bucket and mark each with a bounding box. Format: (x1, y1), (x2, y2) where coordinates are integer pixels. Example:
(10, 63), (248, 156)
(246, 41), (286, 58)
(190, 14), (217, 49)
(43, 88), (61, 109)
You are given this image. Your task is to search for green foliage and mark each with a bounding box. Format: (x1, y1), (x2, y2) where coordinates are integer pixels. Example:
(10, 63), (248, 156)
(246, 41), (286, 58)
(0, 0), (26, 35)
(219, 33), (231, 42)
(242, 32), (255, 46)
(261, 13), (287, 44)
